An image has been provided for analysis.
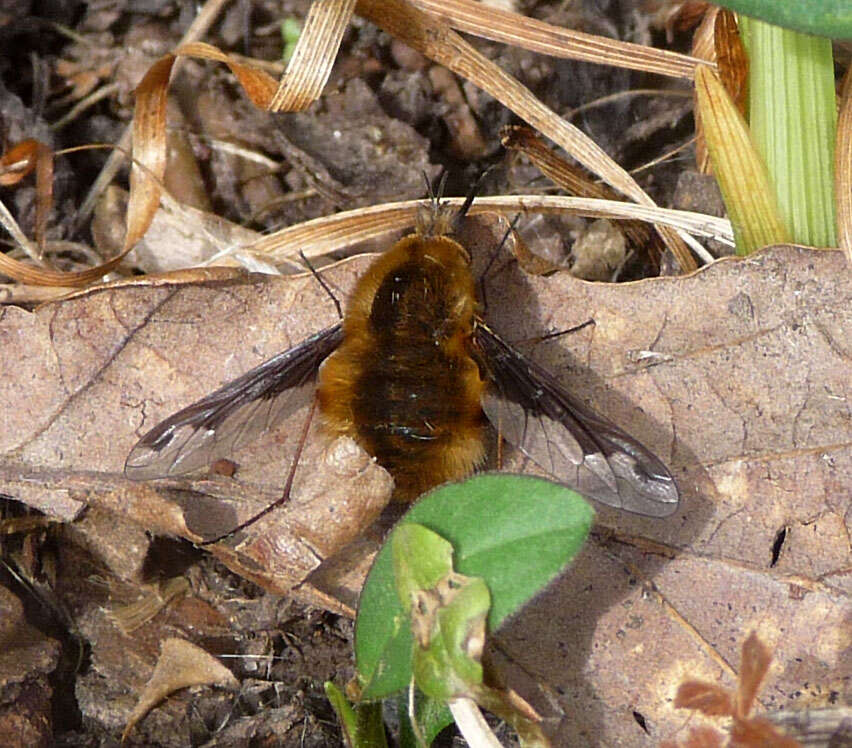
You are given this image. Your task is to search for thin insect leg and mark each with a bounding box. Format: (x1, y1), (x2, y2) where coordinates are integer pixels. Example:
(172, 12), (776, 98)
(478, 212), (521, 312)
(198, 398), (318, 546)
(536, 318), (595, 343)
(299, 250), (343, 320)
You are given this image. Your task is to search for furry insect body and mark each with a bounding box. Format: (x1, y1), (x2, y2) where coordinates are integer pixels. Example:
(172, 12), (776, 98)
(125, 204), (680, 520)
(318, 234), (487, 499)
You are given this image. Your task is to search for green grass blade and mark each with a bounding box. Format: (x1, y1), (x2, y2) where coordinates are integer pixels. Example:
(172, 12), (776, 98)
(741, 17), (838, 247)
(715, 1), (852, 39)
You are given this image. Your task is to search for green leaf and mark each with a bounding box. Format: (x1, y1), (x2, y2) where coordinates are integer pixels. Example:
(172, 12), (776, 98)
(392, 523), (455, 608)
(355, 474), (594, 700)
(392, 524), (489, 699)
(410, 574), (490, 700)
(325, 682), (387, 748)
(398, 692), (454, 748)
(280, 16), (302, 63)
(714, 1), (852, 39)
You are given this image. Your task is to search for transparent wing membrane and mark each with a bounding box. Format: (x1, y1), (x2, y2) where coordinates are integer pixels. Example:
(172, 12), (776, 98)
(125, 324), (343, 480)
(474, 323), (679, 517)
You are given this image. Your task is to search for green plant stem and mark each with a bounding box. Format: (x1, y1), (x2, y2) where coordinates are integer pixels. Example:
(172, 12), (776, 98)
(740, 17), (838, 247)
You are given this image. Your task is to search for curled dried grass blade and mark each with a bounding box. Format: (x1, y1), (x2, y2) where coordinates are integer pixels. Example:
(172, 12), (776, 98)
(691, 6), (718, 174)
(0, 199), (116, 286)
(0, 139), (53, 252)
(270, 0), (356, 111)
(130, 44), (279, 252)
(73, 0), (237, 232)
(0, 142), (174, 286)
(127, 0), (354, 262)
(0, 139), (41, 186)
(248, 195), (732, 264)
(695, 65), (789, 254)
(125, 0), (705, 274)
(714, 10), (748, 115)
(693, 9), (747, 177)
(356, 0), (695, 270)
(836, 67), (852, 266)
(412, 0), (704, 80)
(501, 125), (655, 253)
(0, 241), (130, 286)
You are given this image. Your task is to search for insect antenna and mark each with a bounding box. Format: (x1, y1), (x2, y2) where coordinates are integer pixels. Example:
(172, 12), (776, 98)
(299, 249), (342, 321)
(449, 165), (495, 235)
(423, 168), (448, 206)
(197, 399), (318, 546)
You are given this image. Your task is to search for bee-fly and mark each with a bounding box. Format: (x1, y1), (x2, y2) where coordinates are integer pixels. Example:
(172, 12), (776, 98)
(125, 199), (679, 520)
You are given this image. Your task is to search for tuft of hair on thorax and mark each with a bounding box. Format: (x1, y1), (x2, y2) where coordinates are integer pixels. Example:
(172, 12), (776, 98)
(415, 196), (458, 238)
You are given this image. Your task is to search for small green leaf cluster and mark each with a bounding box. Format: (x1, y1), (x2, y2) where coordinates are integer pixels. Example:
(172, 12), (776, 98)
(328, 474), (594, 746)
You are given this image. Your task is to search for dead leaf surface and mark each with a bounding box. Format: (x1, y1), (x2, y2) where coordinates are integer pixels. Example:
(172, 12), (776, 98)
(1, 243), (849, 744)
(122, 637), (239, 741)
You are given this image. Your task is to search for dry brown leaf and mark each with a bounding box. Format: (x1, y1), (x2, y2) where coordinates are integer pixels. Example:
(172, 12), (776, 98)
(735, 631), (772, 719)
(674, 681), (734, 717)
(661, 724), (725, 748)
(1, 244), (848, 743)
(0, 586), (60, 746)
(0, 585), (60, 688)
(121, 637), (239, 742)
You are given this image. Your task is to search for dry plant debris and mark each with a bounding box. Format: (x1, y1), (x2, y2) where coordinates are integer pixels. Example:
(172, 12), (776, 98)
(662, 631), (802, 747)
(122, 637), (239, 742)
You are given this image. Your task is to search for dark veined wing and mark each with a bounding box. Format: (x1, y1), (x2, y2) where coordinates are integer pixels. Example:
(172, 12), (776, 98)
(472, 323), (679, 517)
(125, 323), (343, 480)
